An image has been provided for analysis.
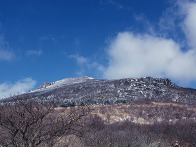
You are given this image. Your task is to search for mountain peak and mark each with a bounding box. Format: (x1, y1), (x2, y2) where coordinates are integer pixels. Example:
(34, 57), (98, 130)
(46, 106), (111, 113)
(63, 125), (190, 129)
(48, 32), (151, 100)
(35, 76), (94, 92)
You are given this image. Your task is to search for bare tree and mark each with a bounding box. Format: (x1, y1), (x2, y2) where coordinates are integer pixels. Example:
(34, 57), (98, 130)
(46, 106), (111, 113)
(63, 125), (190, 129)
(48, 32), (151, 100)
(0, 100), (89, 147)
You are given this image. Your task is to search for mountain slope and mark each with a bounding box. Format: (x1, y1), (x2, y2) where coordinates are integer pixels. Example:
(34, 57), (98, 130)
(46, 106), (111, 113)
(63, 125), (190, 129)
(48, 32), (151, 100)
(2, 76), (196, 106)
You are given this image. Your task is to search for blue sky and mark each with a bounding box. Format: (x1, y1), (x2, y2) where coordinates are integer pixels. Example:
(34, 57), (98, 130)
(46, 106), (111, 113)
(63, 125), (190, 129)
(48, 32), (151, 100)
(0, 0), (196, 98)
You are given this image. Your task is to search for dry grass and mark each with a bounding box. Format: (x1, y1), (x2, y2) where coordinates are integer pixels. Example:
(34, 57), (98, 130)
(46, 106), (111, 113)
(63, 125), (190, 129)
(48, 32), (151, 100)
(81, 102), (196, 124)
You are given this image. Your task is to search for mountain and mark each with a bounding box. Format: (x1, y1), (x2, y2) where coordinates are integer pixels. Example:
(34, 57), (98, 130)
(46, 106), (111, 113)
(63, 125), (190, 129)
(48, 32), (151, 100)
(1, 76), (196, 146)
(2, 76), (196, 107)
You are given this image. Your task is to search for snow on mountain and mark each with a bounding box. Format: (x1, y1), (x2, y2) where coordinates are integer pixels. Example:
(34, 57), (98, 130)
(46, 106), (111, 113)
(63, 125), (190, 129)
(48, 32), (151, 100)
(2, 76), (196, 107)
(32, 76), (94, 92)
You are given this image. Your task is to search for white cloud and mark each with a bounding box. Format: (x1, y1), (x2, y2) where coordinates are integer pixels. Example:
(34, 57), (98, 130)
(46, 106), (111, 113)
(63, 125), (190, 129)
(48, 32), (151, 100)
(0, 78), (36, 99)
(102, 0), (196, 85)
(103, 31), (196, 83)
(104, 32), (193, 79)
(27, 50), (43, 57)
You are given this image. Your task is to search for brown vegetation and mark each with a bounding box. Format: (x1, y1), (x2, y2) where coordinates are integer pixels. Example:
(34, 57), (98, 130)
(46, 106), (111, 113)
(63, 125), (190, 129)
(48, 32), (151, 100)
(0, 100), (89, 147)
(0, 100), (196, 147)
(82, 115), (196, 147)
(89, 102), (196, 124)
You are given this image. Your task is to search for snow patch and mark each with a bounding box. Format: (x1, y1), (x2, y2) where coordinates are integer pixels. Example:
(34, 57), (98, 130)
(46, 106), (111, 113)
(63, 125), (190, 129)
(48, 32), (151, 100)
(32, 76), (94, 92)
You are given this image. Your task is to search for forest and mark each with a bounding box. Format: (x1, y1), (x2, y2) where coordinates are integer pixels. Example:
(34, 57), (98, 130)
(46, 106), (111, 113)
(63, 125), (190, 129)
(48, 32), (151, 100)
(0, 100), (195, 147)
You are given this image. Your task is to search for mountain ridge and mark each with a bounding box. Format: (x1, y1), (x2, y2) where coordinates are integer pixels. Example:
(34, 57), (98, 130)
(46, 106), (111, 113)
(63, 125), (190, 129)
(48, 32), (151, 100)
(2, 76), (196, 107)
(33, 76), (94, 92)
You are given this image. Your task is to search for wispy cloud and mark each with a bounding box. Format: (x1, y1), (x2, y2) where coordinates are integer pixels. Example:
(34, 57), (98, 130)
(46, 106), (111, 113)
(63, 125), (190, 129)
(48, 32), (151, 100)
(26, 50), (43, 57)
(0, 78), (36, 99)
(0, 50), (15, 61)
(182, 0), (196, 49)
(133, 14), (155, 35)
(39, 36), (55, 42)
(100, 0), (125, 9)
(102, 0), (196, 85)
(69, 53), (105, 76)
(69, 54), (88, 65)
(0, 34), (15, 61)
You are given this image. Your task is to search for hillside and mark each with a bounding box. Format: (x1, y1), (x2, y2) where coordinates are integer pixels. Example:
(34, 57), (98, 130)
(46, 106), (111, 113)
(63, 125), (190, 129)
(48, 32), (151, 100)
(2, 76), (196, 107)
(1, 77), (196, 146)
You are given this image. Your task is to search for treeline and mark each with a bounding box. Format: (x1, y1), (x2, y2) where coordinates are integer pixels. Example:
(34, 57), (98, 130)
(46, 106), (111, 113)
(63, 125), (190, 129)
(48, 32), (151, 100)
(61, 98), (127, 107)
(83, 115), (196, 147)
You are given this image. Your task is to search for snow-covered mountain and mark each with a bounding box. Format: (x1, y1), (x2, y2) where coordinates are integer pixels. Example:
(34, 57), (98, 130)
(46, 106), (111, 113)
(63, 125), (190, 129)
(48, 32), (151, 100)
(33, 76), (94, 92)
(2, 76), (196, 106)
